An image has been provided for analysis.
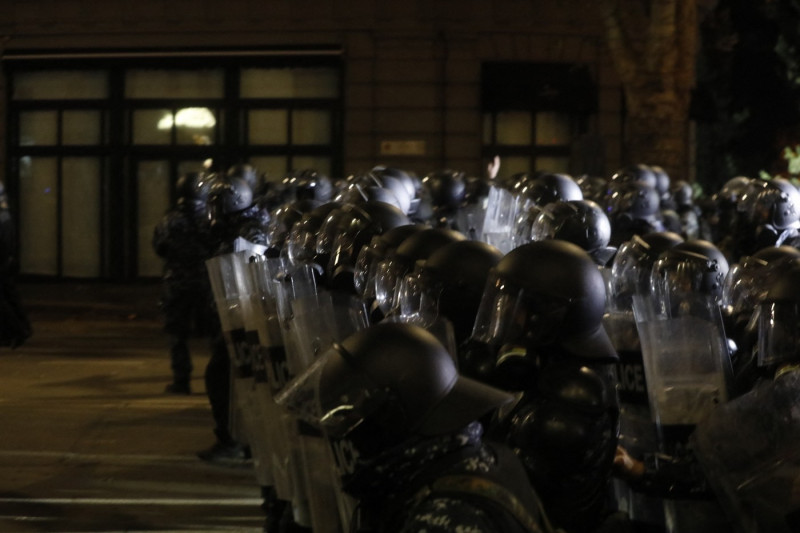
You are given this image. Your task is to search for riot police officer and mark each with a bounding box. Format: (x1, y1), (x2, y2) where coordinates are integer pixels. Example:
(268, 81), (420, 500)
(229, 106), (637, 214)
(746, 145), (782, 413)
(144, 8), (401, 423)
(275, 322), (558, 533)
(528, 199), (616, 266)
(605, 181), (665, 248)
(464, 240), (623, 533)
(692, 257), (800, 533)
(721, 245), (800, 397)
(735, 178), (800, 259)
(392, 239), (503, 352)
(373, 227), (465, 319)
(152, 171), (217, 394)
(198, 174), (269, 464)
(419, 169), (468, 228)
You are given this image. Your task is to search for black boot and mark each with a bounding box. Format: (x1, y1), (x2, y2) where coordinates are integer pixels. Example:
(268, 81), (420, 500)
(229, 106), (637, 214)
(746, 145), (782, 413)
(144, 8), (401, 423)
(164, 379), (191, 394)
(279, 504), (313, 533)
(197, 429), (250, 467)
(261, 486), (288, 533)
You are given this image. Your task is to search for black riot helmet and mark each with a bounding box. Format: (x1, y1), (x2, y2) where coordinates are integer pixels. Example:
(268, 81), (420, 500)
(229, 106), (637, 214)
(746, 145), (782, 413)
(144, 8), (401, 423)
(722, 245), (800, 320)
(606, 231), (685, 313)
(175, 171), (213, 217)
(287, 168), (334, 203)
(398, 240), (503, 346)
(757, 257), (800, 368)
(227, 163), (260, 191)
(506, 172), (533, 195)
(265, 199), (320, 255)
(673, 239), (730, 293)
(285, 201), (343, 265)
(206, 175), (255, 228)
(530, 199), (614, 265)
(714, 176), (751, 207)
(651, 165), (671, 200)
(372, 166), (420, 215)
(326, 201), (411, 291)
(336, 172), (410, 213)
(422, 170), (467, 213)
(671, 180), (694, 208)
(605, 180), (662, 222)
(610, 164), (658, 190)
(576, 175), (609, 204)
(471, 240), (618, 361)
(353, 223), (428, 300)
(274, 322), (514, 455)
(650, 246), (728, 306)
(519, 173), (583, 207)
(374, 227), (466, 315)
(738, 178), (800, 230)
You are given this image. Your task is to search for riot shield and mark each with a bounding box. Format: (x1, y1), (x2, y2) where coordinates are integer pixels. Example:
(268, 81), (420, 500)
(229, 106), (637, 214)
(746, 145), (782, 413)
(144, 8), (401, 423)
(274, 265), (367, 533)
(632, 293), (731, 438)
(479, 185), (520, 254)
(454, 202), (487, 241)
(603, 310), (665, 530)
(247, 256), (297, 504)
(632, 292), (733, 532)
(692, 369), (800, 533)
(227, 252), (276, 491)
(206, 251), (254, 446)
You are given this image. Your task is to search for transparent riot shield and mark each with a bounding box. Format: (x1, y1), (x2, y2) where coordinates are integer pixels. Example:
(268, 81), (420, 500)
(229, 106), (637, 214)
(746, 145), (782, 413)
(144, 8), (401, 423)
(274, 265), (367, 533)
(479, 185), (520, 254)
(206, 251), (254, 446)
(247, 256), (296, 504)
(454, 202), (487, 241)
(691, 370), (800, 533)
(632, 292), (733, 533)
(227, 252), (276, 493)
(603, 310), (665, 530)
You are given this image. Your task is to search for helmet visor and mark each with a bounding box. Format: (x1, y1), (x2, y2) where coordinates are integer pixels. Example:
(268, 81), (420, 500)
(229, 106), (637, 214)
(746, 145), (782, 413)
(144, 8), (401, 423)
(316, 210), (345, 255)
(374, 257), (407, 314)
(721, 256), (771, 316)
(471, 270), (571, 349)
(353, 237), (381, 298)
(651, 250), (725, 306)
(607, 236), (652, 312)
(274, 344), (389, 438)
(757, 301), (800, 367)
(286, 225), (318, 265)
(395, 266), (441, 327)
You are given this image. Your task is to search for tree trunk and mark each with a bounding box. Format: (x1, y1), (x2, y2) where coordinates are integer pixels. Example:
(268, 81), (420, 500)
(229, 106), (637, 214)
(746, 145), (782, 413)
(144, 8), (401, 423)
(599, 0), (698, 180)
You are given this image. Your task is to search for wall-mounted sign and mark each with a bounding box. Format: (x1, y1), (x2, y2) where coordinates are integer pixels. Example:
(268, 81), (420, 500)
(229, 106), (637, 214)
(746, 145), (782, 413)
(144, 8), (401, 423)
(380, 140), (426, 156)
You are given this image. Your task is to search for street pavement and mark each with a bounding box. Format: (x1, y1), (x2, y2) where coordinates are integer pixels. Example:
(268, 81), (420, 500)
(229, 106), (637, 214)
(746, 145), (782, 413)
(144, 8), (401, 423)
(0, 282), (265, 533)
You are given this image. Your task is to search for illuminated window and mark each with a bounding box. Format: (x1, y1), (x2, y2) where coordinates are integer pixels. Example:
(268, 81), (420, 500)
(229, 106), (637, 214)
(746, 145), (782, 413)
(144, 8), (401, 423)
(9, 57), (341, 280)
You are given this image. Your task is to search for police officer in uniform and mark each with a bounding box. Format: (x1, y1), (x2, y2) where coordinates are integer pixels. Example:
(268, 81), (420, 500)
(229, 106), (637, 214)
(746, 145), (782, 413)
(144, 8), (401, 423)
(152, 171), (217, 394)
(276, 322), (559, 533)
(464, 240), (624, 533)
(692, 257), (800, 533)
(198, 174), (267, 464)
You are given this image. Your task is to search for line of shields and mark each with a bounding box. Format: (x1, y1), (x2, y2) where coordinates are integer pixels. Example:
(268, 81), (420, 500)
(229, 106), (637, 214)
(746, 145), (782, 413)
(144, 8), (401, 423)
(206, 250), (367, 533)
(628, 288), (800, 533)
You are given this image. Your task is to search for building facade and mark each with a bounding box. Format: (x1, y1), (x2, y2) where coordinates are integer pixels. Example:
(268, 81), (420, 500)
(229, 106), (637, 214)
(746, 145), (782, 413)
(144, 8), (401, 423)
(0, 0), (623, 280)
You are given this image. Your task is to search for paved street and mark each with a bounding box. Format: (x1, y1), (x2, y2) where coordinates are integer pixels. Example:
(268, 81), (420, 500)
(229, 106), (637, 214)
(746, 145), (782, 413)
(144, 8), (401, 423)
(0, 282), (264, 533)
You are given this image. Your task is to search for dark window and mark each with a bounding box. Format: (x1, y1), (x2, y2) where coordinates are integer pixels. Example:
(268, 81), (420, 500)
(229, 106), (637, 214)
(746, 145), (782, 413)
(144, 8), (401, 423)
(481, 62), (596, 178)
